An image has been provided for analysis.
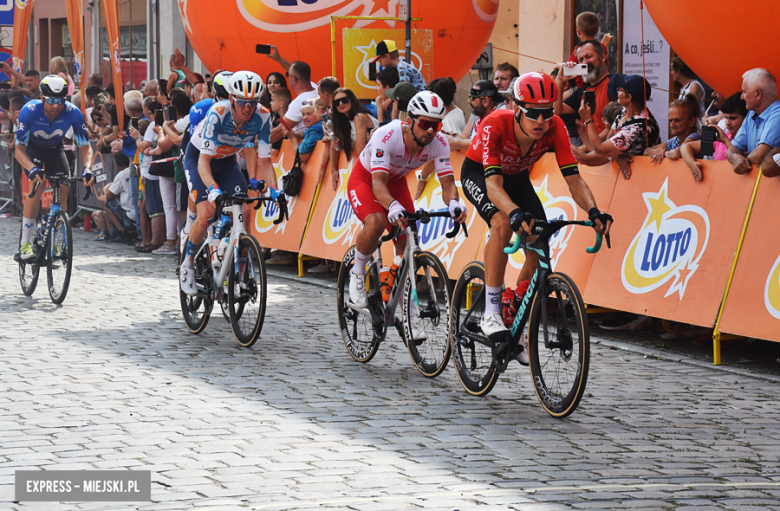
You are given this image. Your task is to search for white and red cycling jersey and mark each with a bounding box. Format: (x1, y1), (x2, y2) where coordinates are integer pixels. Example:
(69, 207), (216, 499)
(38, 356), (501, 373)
(356, 120), (453, 180)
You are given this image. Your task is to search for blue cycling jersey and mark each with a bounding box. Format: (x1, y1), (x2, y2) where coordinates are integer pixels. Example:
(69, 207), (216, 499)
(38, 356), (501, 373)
(188, 98), (214, 136)
(189, 99), (272, 159)
(15, 100), (90, 150)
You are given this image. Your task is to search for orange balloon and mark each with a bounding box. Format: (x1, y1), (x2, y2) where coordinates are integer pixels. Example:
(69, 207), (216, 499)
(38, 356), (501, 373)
(644, 0), (780, 97)
(177, 0), (497, 86)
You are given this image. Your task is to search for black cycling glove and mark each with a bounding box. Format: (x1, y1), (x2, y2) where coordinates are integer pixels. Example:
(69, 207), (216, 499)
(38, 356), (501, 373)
(509, 208), (526, 232)
(589, 207), (613, 227)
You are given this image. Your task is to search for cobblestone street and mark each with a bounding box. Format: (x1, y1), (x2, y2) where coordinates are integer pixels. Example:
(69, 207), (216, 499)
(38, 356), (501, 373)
(1, 218), (779, 510)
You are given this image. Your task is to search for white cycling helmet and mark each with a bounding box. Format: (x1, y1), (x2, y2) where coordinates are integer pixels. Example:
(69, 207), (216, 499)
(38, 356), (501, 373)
(212, 71), (233, 100)
(40, 75), (68, 99)
(407, 91), (446, 120)
(228, 71), (264, 100)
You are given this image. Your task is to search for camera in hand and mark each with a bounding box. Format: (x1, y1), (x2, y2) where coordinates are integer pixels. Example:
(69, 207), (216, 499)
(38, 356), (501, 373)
(255, 44), (272, 55)
(583, 90), (596, 115)
(700, 126), (718, 157)
(166, 105), (177, 121)
(0, 82), (11, 90)
(368, 61), (377, 82)
(130, 117), (139, 129)
(563, 63), (588, 77)
(154, 109), (164, 126)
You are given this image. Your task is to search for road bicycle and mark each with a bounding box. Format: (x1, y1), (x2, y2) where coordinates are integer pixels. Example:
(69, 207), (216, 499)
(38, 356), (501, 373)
(178, 188), (288, 347)
(15, 176), (91, 304)
(449, 216), (607, 417)
(337, 209), (466, 377)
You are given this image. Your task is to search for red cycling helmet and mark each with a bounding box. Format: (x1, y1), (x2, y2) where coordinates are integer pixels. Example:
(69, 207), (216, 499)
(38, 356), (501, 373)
(512, 72), (558, 105)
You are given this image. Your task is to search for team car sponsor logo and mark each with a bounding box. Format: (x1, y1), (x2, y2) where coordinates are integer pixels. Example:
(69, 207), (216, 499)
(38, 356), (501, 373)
(323, 160), (361, 245)
(764, 254), (780, 320)
(621, 179), (710, 299)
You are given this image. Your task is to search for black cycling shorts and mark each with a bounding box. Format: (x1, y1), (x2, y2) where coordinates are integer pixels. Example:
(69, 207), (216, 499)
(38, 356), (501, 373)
(461, 157), (547, 227)
(26, 143), (72, 180)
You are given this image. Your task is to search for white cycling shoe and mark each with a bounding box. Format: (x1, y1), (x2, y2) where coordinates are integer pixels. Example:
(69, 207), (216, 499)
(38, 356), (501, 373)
(180, 266), (198, 296)
(481, 312), (510, 340)
(349, 272), (368, 308)
(516, 331), (529, 366)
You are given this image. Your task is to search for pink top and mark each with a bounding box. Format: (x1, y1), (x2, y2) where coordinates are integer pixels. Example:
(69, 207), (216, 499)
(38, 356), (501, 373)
(713, 130), (733, 161)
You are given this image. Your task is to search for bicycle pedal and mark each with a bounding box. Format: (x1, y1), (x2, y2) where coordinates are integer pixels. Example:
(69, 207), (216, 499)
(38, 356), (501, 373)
(13, 253), (21, 263)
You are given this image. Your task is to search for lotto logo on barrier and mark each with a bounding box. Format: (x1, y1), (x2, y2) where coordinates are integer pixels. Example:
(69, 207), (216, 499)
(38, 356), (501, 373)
(254, 157), (297, 234)
(621, 179), (709, 299)
(765, 254), (780, 320)
(323, 161), (360, 245)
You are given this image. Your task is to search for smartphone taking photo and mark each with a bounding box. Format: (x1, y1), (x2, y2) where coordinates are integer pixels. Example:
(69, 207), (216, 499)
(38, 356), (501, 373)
(154, 109), (164, 126)
(166, 105), (177, 121)
(255, 44), (272, 55)
(583, 90), (596, 115)
(130, 117), (139, 130)
(563, 63), (588, 77)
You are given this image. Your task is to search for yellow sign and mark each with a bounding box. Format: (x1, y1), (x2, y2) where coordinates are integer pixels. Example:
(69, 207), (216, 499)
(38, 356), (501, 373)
(342, 28), (433, 100)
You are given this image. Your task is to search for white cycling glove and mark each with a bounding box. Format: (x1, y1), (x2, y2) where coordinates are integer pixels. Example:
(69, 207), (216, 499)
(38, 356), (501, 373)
(207, 184), (222, 204)
(387, 200), (406, 224)
(448, 198), (467, 219)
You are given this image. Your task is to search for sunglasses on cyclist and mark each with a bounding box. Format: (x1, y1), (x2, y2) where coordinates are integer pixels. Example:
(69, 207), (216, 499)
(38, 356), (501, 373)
(333, 96), (351, 107)
(233, 99), (258, 110)
(43, 97), (66, 106)
(415, 118), (442, 132)
(517, 104), (554, 121)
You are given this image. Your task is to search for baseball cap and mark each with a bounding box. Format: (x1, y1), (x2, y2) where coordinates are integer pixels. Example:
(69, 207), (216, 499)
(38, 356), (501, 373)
(612, 73), (652, 102)
(386, 81), (417, 103)
(370, 40), (398, 63)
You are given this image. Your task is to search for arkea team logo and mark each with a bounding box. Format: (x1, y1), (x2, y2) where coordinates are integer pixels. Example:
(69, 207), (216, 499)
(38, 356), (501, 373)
(764, 254), (780, 320)
(621, 179), (710, 299)
(323, 160), (360, 245)
(414, 176), (475, 270)
(236, 0), (398, 33)
(507, 176), (577, 270)
(254, 155), (297, 234)
(472, 0), (499, 22)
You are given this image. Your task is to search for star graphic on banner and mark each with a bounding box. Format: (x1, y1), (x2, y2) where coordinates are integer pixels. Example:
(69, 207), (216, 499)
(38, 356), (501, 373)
(643, 186), (673, 231)
(178, 0), (192, 33)
(665, 258), (698, 299)
(370, 0), (392, 15)
(353, 0), (397, 28)
(535, 175), (551, 205)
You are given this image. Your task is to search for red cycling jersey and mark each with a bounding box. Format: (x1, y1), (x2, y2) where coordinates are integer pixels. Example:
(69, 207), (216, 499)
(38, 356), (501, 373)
(466, 109), (578, 179)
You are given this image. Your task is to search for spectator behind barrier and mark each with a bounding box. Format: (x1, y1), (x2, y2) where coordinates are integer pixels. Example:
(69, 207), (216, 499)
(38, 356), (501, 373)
(671, 56), (705, 114)
(317, 76), (340, 110)
(143, 79), (159, 98)
(566, 12), (611, 89)
(375, 66), (400, 126)
(50, 56), (75, 97)
(92, 152), (137, 241)
(270, 87), (293, 156)
(298, 97), (325, 163)
(493, 62), (519, 110)
(728, 68), (780, 175)
(331, 87), (378, 163)
(681, 93), (747, 181)
(370, 39), (426, 92)
(645, 94), (701, 164)
(427, 77), (465, 136)
(277, 60), (318, 142)
(445, 79), (501, 151)
(386, 81), (417, 123)
(88, 73), (103, 88)
(260, 72), (287, 110)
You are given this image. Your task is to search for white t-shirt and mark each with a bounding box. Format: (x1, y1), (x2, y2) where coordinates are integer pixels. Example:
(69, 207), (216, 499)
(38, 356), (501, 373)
(140, 121), (159, 180)
(286, 89), (319, 133)
(108, 167), (136, 221)
(442, 107), (466, 136)
(358, 119), (453, 181)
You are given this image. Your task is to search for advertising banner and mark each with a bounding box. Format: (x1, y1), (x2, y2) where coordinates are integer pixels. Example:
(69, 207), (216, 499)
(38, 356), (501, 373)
(584, 160), (757, 327)
(101, 0), (124, 128)
(11, 0), (34, 74)
(65, 0), (86, 115)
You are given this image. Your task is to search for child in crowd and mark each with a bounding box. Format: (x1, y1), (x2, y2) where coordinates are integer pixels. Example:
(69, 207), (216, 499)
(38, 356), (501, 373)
(92, 152), (137, 241)
(680, 93), (747, 182)
(567, 12), (612, 88)
(375, 67), (400, 126)
(298, 97), (326, 163)
(270, 87), (293, 155)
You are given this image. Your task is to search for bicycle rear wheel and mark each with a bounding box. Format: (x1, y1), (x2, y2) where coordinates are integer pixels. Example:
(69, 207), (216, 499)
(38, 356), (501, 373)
(402, 251), (452, 378)
(336, 247), (382, 363)
(18, 220), (40, 296)
(527, 272), (589, 418)
(179, 241), (213, 334)
(47, 211), (73, 304)
(449, 261), (499, 396)
(228, 234), (267, 347)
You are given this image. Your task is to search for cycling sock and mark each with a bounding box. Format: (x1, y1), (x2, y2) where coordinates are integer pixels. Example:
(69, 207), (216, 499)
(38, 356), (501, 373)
(485, 285), (502, 315)
(21, 217), (35, 244)
(182, 240), (200, 267)
(352, 249), (371, 275)
(183, 211), (197, 236)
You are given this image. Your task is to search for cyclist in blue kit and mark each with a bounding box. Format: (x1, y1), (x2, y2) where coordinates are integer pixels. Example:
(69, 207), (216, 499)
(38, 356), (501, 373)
(16, 75), (94, 260)
(179, 70), (277, 295)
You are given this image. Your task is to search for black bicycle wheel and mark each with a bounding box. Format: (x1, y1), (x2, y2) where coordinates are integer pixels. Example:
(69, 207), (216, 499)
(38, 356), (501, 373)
(179, 240), (213, 334)
(449, 261), (499, 396)
(527, 272), (589, 418)
(336, 246), (382, 363)
(18, 220), (40, 297)
(402, 252), (453, 378)
(228, 234), (267, 347)
(47, 210), (73, 304)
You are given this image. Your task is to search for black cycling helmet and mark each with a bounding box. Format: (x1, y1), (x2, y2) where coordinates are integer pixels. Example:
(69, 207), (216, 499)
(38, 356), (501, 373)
(213, 71), (233, 101)
(40, 75), (68, 99)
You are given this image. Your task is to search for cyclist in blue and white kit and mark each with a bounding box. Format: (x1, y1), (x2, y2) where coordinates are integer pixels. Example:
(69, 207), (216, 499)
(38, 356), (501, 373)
(16, 75), (94, 260)
(179, 70), (276, 295)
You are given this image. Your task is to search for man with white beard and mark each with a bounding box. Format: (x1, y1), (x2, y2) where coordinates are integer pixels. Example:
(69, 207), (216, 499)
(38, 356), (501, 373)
(553, 40), (617, 135)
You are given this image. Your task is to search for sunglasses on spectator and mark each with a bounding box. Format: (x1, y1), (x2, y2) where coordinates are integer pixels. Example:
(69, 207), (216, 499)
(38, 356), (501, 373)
(333, 97), (351, 107)
(415, 119), (442, 132)
(92, 114), (104, 121)
(233, 99), (258, 110)
(517, 104), (554, 121)
(43, 97), (66, 106)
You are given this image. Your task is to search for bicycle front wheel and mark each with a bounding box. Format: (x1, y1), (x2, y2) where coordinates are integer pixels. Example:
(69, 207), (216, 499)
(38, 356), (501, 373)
(336, 247), (382, 363)
(228, 234), (267, 347)
(527, 272), (589, 418)
(47, 211), (73, 304)
(179, 240), (213, 334)
(449, 261), (499, 396)
(19, 220), (40, 296)
(402, 252), (452, 378)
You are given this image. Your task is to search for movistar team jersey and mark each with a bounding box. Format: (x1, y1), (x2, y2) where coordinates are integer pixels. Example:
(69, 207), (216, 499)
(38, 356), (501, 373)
(15, 100), (90, 150)
(189, 99), (272, 159)
(188, 98), (214, 136)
